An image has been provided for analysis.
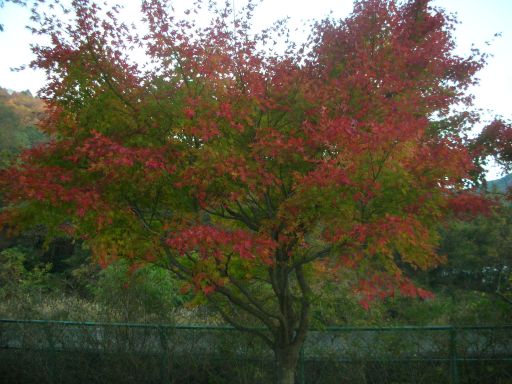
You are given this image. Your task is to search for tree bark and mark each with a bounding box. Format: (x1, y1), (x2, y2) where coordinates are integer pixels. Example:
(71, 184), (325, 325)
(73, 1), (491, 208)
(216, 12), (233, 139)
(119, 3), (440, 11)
(275, 345), (301, 384)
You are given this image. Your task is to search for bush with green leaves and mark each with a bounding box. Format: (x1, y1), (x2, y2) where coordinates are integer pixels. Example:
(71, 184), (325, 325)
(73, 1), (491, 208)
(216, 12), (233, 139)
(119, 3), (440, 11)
(94, 259), (188, 323)
(0, 246), (53, 294)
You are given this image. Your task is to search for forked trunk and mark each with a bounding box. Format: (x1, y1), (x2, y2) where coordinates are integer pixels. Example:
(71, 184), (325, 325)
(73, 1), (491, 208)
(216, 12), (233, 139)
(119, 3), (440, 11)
(275, 345), (301, 384)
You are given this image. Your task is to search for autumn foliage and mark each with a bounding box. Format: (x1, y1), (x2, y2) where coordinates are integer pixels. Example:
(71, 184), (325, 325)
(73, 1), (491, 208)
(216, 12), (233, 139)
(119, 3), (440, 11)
(475, 119), (512, 173)
(0, 0), (493, 381)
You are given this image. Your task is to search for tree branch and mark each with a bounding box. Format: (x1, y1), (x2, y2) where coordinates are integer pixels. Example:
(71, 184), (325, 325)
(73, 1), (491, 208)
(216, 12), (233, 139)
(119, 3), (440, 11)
(214, 284), (277, 331)
(202, 205), (259, 231)
(127, 199), (159, 235)
(205, 295), (273, 347)
(292, 263), (311, 348)
(294, 245), (333, 267)
(225, 272), (284, 324)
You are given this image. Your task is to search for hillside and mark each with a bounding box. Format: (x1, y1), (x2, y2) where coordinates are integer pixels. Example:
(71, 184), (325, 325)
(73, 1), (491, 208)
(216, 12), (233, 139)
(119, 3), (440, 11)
(0, 87), (46, 166)
(487, 173), (512, 192)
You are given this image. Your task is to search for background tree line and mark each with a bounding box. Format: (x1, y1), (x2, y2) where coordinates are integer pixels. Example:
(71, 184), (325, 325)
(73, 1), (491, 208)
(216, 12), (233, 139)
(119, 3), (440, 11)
(0, 87), (46, 167)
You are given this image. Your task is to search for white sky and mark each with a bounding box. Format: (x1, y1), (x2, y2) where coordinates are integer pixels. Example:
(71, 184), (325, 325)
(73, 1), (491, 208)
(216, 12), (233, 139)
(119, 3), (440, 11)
(0, 0), (511, 178)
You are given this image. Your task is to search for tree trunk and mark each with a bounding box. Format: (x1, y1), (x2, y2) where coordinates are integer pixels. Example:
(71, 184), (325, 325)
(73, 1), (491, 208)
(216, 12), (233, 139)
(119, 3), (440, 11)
(275, 345), (300, 384)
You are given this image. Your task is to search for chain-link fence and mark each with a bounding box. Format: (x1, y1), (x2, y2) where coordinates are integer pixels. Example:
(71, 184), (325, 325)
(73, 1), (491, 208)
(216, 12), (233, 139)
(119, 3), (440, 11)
(1, 319), (511, 383)
(302, 325), (512, 384)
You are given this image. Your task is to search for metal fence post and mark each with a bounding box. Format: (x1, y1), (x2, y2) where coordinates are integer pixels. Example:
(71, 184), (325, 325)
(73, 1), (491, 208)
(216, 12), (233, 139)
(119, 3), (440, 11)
(44, 323), (57, 384)
(297, 345), (305, 384)
(449, 327), (459, 384)
(159, 326), (170, 384)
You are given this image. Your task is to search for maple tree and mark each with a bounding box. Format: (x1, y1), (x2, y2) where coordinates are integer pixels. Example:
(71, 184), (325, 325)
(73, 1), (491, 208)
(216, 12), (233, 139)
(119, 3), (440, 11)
(0, 0), (492, 382)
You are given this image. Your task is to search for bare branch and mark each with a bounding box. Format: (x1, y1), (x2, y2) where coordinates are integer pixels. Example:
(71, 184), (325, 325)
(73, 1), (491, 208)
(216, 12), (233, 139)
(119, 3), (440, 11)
(206, 296), (273, 347)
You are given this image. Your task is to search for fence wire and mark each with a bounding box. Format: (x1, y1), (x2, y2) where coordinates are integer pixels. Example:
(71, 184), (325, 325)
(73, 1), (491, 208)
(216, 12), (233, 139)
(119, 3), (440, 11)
(1, 319), (511, 384)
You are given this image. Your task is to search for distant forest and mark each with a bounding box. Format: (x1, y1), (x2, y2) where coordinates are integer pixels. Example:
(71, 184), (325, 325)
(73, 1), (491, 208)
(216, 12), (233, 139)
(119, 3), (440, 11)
(0, 87), (46, 167)
(487, 173), (512, 192)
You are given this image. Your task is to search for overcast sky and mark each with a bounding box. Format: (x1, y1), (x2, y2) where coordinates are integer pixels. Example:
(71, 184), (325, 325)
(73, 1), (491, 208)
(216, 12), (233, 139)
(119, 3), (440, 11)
(1, 0), (510, 177)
